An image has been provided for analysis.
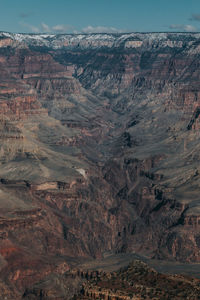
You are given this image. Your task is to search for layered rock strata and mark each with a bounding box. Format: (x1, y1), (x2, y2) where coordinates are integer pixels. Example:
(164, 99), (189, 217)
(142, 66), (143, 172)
(0, 32), (200, 297)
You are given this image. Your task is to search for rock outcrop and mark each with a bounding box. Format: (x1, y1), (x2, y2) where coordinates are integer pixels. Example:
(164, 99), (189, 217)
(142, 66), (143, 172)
(74, 260), (200, 300)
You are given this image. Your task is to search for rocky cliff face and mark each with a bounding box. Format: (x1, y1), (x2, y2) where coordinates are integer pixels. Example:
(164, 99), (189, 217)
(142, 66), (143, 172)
(0, 32), (200, 297)
(73, 260), (200, 300)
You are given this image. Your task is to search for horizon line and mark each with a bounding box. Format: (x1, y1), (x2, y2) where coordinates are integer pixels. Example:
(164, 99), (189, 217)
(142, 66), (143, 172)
(1, 30), (200, 36)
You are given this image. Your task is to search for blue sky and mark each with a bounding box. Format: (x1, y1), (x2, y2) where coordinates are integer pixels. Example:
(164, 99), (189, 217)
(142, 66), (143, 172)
(1, 0), (200, 33)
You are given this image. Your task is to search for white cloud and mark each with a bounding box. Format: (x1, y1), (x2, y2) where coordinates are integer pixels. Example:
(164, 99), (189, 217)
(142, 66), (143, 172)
(52, 24), (73, 33)
(19, 21), (40, 33)
(19, 22), (127, 34)
(41, 22), (51, 33)
(82, 25), (124, 34)
(169, 24), (197, 32)
(184, 25), (197, 32)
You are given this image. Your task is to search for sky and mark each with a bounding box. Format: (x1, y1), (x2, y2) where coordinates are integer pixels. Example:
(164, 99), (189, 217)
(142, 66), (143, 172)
(1, 0), (200, 34)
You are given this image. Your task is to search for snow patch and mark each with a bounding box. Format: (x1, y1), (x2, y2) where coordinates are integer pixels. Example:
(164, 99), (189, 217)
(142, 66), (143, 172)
(0, 32), (200, 50)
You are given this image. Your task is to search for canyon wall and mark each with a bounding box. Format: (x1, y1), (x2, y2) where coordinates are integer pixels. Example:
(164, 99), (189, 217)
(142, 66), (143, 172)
(0, 32), (200, 297)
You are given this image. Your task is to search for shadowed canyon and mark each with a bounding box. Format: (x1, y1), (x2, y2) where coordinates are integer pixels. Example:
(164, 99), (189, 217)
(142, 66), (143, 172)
(0, 32), (200, 298)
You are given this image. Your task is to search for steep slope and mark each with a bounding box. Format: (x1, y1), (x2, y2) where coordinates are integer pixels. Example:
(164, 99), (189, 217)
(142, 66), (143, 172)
(0, 32), (200, 297)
